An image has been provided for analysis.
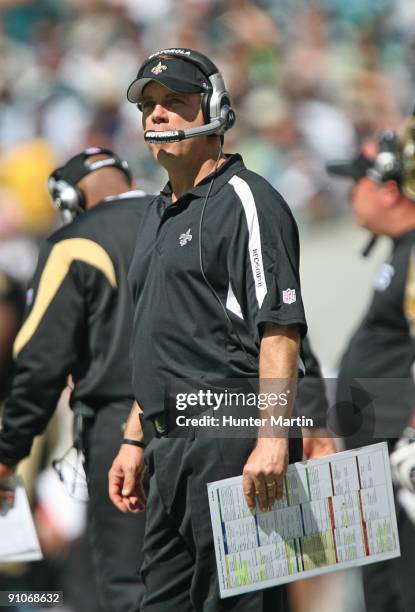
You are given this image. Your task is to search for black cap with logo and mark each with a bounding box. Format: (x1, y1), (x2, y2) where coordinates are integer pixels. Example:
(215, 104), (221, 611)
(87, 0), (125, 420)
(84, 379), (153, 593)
(51, 147), (132, 187)
(326, 153), (373, 181)
(127, 56), (210, 104)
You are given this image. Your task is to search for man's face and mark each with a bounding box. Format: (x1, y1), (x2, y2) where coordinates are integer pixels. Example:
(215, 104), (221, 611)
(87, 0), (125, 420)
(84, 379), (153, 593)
(139, 81), (206, 165)
(350, 140), (385, 233)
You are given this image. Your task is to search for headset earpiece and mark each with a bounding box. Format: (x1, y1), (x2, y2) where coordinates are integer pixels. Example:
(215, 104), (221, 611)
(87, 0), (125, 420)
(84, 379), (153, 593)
(367, 125), (415, 202)
(201, 70), (235, 135)
(48, 147), (132, 223)
(48, 174), (85, 219)
(220, 100), (236, 131)
(368, 130), (402, 184)
(201, 91), (211, 124)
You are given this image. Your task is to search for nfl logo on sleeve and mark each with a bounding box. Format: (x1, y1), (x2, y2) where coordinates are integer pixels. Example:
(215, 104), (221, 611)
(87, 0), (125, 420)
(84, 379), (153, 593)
(282, 288), (296, 304)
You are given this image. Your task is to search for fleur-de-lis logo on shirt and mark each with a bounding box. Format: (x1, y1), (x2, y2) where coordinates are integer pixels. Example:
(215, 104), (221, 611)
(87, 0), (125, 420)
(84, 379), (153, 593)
(151, 61), (167, 75)
(179, 229), (192, 247)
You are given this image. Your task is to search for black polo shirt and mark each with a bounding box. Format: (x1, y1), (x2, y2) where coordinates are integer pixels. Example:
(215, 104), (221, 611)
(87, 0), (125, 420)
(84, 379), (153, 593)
(128, 154), (307, 420)
(337, 229), (415, 436)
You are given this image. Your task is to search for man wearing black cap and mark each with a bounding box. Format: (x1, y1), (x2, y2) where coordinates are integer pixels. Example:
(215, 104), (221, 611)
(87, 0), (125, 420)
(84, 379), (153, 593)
(0, 148), (154, 612)
(327, 127), (415, 612)
(109, 48), (308, 611)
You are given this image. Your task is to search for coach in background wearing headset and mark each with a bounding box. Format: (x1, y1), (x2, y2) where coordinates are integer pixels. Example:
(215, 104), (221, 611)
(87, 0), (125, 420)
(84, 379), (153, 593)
(108, 48), (309, 611)
(0, 148), (154, 612)
(328, 123), (415, 612)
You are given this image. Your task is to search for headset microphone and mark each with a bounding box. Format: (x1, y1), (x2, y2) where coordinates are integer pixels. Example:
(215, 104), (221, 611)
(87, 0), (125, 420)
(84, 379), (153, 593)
(361, 234), (378, 258)
(144, 112), (232, 144)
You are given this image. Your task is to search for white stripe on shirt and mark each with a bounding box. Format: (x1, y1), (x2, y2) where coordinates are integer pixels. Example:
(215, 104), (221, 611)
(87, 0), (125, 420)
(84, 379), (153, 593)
(229, 175), (267, 307)
(226, 282), (244, 319)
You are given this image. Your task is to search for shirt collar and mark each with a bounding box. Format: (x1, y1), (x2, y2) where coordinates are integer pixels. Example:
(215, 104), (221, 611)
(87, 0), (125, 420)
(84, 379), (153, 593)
(160, 154), (245, 203)
(393, 228), (415, 247)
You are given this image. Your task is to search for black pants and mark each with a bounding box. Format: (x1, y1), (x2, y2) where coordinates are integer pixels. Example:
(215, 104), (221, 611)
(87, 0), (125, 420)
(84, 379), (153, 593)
(141, 435), (302, 611)
(362, 499), (415, 612)
(85, 403), (146, 612)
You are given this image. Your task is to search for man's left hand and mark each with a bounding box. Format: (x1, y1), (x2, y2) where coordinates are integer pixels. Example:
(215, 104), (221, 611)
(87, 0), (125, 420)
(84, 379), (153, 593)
(242, 437), (288, 512)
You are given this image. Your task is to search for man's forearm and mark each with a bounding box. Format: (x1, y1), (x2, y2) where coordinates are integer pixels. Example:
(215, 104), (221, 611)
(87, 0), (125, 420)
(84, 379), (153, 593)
(258, 323), (300, 436)
(123, 400), (145, 441)
(259, 323), (300, 379)
(242, 324), (300, 510)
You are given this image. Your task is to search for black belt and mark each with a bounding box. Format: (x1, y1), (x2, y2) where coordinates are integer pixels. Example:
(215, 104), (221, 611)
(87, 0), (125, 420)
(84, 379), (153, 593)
(72, 401), (96, 452)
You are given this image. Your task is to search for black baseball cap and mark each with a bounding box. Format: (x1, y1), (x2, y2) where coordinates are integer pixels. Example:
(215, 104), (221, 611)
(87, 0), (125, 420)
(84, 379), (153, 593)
(326, 152), (373, 181)
(127, 56), (210, 104)
(49, 147), (132, 188)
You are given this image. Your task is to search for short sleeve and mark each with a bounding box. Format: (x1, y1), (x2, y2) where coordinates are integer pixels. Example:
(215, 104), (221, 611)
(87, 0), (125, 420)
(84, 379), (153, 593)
(254, 188), (307, 338)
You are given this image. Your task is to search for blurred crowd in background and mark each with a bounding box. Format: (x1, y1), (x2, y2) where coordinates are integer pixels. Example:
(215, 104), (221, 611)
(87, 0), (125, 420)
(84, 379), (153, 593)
(1, 0), (415, 610)
(2, 0), (415, 246)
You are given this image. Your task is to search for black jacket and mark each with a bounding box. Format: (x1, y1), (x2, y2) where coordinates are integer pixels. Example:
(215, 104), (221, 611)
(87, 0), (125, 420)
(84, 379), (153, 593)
(336, 229), (415, 439)
(0, 191), (154, 466)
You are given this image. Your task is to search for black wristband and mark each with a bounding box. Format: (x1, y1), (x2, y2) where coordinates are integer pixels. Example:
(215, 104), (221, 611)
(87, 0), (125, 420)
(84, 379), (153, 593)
(122, 438), (146, 449)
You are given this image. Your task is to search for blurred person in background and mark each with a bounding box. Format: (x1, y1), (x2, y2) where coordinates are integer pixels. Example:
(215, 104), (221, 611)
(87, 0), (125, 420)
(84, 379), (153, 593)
(390, 407), (415, 526)
(0, 177), (54, 610)
(297, 337), (336, 460)
(0, 147), (154, 612)
(0, 271), (24, 404)
(0, 269), (28, 587)
(327, 119), (415, 612)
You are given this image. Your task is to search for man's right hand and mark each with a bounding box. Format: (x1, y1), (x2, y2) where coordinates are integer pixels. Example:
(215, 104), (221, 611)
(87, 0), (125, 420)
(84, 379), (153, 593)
(0, 463), (16, 509)
(108, 444), (146, 513)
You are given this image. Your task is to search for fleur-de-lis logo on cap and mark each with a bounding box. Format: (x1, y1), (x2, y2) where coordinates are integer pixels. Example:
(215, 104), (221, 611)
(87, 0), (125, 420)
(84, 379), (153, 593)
(151, 61), (167, 75)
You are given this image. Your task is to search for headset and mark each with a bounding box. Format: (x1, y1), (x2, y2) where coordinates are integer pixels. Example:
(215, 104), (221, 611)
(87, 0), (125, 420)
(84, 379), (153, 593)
(367, 130), (402, 184)
(368, 121), (415, 201)
(131, 48), (236, 144)
(357, 121), (415, 256)
(48, 147), (133, 223)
